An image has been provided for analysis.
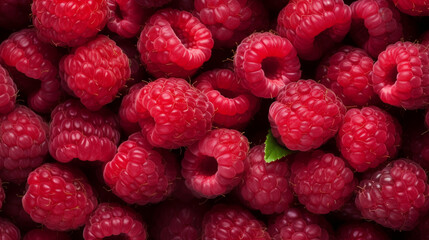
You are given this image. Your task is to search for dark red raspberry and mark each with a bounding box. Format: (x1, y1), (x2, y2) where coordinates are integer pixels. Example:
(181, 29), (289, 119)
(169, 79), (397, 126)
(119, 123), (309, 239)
(135, 77), (214, 149)
(403, 126), (429, 171)
(119, 83), (145, 135)
(202, 204), (270, 240)
(392, 0), (429, 16)
(83, 202), (147, 240)
(182, 128), (249, 198)
(49, 99), (120, 163)
(2, 184), (38, 231)
(22, 163), (98, 231)
(0, 0), (31, 30)
(107, 0), (147, 38)
(0, 64), (17, 115)
(23, 229), (71, 240)
(276, 0), (352, 61)
(137, 9), (214, 78)
(316, 46), (376, 106)
(233, 32), (301, 99)
(336, 222), (390, 240)
(237, 144), (293, 214)
(355, 159), (429, 230)
(31, 0), (109, 47)
(269, 80), (347, 151)
(135, 0), (172, 8)
(372, 41), (429, 109)
(0, 218), (20, 240)
(332, 197), (364, 221)
(194, 68), (260, 129)
(409, 212), (429, 240)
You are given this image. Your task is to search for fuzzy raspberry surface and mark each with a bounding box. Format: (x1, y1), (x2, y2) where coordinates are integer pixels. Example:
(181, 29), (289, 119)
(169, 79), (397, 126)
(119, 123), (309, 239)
(0, 0), (31, 30)
(336, 222), (390, 240)
(0, 217), (20, 240)
(107, 0), (147, 38)
(392, 0), (429, 16)
(23, 229), (71, 240)
(0, 64), (16, 115)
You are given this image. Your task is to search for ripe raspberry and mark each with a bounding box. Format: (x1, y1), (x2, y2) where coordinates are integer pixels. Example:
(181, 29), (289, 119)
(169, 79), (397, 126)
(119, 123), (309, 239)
(372, 41), (429, 109)
(23, 229), (71, 240)
(0, 64), (17, 115)
(0, 0), (31, 30)
(316, 46), (376, 106)
(135, 77), (214, 149)
(276, 0), (352, 60)
(181, 128), (249, 198)
(0, 218), (20, 240)
(237, 144), (293, 214)
(194, 68), (260, 129)
(137, 9), (214, 78)
(49, 99), (120, 163)
(31, 0), (109, 47)
(119, 83), (145, 135)
(107, 0), (147, 38)
(135, 0), (172, 8)
(269, 80), (347, 151)
(83, 202), (147, 240)
(336, 222), (390, 240)
(233, 32), (301, 99)
(202, 204), (270, 240)
(22, 163), (98, 231)
(392, 0), (429, 16)
(355, 159), (429, 230)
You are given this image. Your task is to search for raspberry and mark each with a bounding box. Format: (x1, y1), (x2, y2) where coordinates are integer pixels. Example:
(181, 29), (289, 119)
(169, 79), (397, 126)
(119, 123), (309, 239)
(233, 32), (301, 99)
(0, 218), (20, 240)
(60, 35), (131, 111)
(349, 0), (403, 58)
(83, 202), (147, 240)
(49, 99), (120, 163)
(107, 0), (147, 38)
(276, 0), (352, 60)
(135, 0), (172, 8)
(336, 222), (390, 240)
(22, 163), (98, 231)
(316, 46), (376, 106)
(237, 144), (293, 214)
(0, 0), (31, 30)
(194, 68), (260, 129)
(392, 0), (429, 16)
(137, 9), (214, 78)
(119, 83), (145, 135)
(0, 64), (17, 115)
(202, 204), (270, 240)
(135, 77), (214, 149)
(355, 159), (429, 230)
(268, 80), (347, 151)
(181, 128), (249, 198)
(23, 229), (71, 240)
(372, 41), (429, 109)
(31, 0), (109, 47)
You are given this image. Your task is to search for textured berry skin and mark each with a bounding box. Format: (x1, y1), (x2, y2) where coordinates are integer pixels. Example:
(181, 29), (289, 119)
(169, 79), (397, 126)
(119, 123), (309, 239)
(337, 106), (402, 172)
(276, 0), (352, 60)
(355, 159), (429, 230)
(119, 83), (145, 135)
(23, 229), (71, 240)
(393, 0), (429, 16)
(83, 202), (147, 240)
(107, 0), (147, 38)
(316, 46), (375, 106)
(22, 163), (98, 231)
(0, 105), (48, 183)
(135, 77), (214, 149)
(49, 99), (120, 163)
(202, 204), (270, 240)
(336, 222), (390, 240)
(103, 132), (177, 205)
(0, 218), (20, 240)
(269, 80), (346, 151)
(194, 69), (260, 130)
(372, 41), (429, 109)
(31, 0), (109, 47)
(137, 9), (214, 78)
(135, 0), (172, 8)
(0, 64), (17, 115)
(237, 144), (293, 215)
(60, 35), (131, 111)
(0, 0), (31, 30)
(350, 0), (403, 58)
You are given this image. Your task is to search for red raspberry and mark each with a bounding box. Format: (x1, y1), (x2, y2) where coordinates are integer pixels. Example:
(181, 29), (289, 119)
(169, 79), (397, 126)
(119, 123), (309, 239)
(107, 0), (147, 38)
(83, 202), (147, 240)
(392, 0), (429, 16)
(119, 83), (145, 135)
(137, 9), (214, 78)
(202, 204), (270, 240)
(268, 80), (346, 151)
(233, 32), (301, 99)
(372, 41), (429, 109)
(135, 0), (172, 8)
(0, 0), (31, 30)
(23, 229), (71, 240)
(316, 46), (376, 106)
(22, 163), (98, 231)
(336, 222), (390, 240)
(276, 0), (352, 61)
(49, 99), (120, 163)
(181, 128), (249, 198)
(194, 68), (260, 129)
(31, 0), (109, 47)
(355, 159), (429, 230)
(0, 64), (17, 115)
(0, 218), (20, 240)
(60, 35), (131, 111)
(135, 77), (214, 149)
(237, 144), (293, 214)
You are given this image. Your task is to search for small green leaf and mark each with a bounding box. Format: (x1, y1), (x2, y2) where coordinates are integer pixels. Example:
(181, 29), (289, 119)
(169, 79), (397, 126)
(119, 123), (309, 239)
(264, 130), (293, 163)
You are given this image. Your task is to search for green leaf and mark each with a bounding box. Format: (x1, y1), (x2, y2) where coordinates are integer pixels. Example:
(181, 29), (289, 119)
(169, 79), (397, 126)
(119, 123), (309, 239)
(264, 130), (293, 163)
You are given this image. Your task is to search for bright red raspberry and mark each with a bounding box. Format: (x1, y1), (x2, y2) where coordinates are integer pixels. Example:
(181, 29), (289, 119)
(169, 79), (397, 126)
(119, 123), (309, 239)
(119, 83), (145, 135)
(355, 159), (429, 230)
(372, 41), (429, 109)
(202, 204), (270, 240)
(0, 0), (31, 30)
(135, 0), (172, 8)
(336, 222), (390, 240)
(234, 32), (301, 99)
(137, 9), (214, 78)
(23, 229), (71, 240)
(0, 218), (20, 240)
(31, 0), (109, 47)
(269, 80), (347, 151)
(276, 0), (352, 61)
(49, 99), (120, 163)
(135, 77), (214, 149)
(392, 0), (429, 16)
(194, 69), (260, 129)
(316, 46), (376, 106)
(22, 163), (98, 231)
(107, 0), (147, 38)
(0, 64), (17, 115)
(83, 202), (147, 240)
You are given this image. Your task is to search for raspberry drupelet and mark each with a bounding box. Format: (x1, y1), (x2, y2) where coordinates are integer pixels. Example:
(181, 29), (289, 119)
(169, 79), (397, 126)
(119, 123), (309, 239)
(0, 218), (20, 240)
(392, 0), (429, 16)
(0, 64), (17, 115)
(119, 82), (145, 135)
